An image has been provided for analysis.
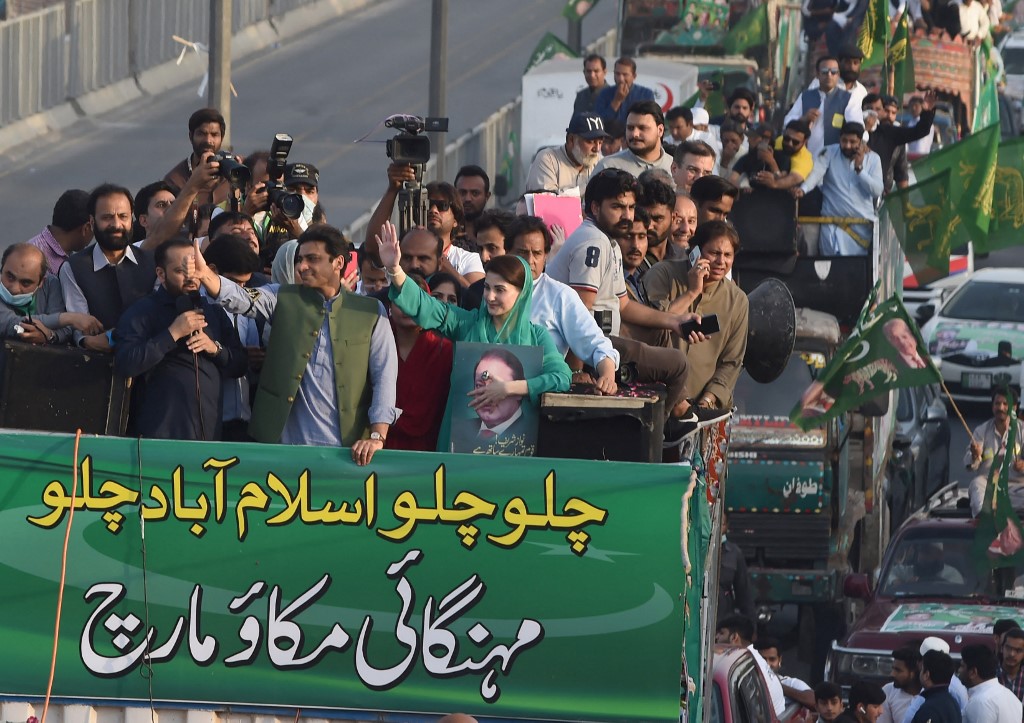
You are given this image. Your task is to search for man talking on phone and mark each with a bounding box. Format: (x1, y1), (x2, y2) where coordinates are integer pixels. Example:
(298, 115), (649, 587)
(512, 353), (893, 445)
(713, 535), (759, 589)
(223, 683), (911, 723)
(643, 221), (749, 416)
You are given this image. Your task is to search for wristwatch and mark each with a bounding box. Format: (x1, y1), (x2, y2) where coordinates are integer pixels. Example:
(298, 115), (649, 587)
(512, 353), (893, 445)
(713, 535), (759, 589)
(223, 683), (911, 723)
(369, 431), (386, 443)
(213, 341), (224, 355)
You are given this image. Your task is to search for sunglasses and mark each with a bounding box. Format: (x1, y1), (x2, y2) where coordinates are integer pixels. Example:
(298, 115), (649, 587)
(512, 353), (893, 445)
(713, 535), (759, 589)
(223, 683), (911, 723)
(819, 68), (840, 75)
(428, 199), (452, 212)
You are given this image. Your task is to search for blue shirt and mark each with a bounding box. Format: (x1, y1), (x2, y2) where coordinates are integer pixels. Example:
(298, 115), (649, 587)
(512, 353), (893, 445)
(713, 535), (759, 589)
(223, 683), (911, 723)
(800, 144), (883, 256)
(592, 83), (656, 125)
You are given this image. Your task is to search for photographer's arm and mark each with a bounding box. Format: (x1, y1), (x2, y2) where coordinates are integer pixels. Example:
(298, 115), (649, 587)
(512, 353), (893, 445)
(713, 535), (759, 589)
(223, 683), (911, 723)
(363, 163), (417, 256)
(141, 156), (221, 250)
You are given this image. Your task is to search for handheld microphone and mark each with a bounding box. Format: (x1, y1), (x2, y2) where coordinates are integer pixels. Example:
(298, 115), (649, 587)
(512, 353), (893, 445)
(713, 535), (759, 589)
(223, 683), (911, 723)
(175, 293), (203, 341)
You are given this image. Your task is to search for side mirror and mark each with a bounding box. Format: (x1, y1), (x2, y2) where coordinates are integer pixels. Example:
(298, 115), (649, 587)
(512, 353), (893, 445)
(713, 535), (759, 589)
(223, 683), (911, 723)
(924, 402), (946, 424)
(843, 572), (872, 600)
(916, 303), (935, 326)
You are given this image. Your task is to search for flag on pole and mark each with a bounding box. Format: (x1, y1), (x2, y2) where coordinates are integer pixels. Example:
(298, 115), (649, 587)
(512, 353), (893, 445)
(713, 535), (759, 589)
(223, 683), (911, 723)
(790, 294), (941, 430)
(523, 32), (578, 74)
(888, 9), (915, 96)
(722, 3), (769, 54)
(884, 170), (954, 284)
(857, 0), (890, 67)
(912, 123), (1000, 251)
(972, 400), (1024, 571)
(974, 73), (1000, 133)
(984, 136), (1024, 253)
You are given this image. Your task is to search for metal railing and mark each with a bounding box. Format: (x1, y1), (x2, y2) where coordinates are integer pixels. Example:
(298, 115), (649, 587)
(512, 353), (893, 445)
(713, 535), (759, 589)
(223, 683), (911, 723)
(0, 0), (323, 127)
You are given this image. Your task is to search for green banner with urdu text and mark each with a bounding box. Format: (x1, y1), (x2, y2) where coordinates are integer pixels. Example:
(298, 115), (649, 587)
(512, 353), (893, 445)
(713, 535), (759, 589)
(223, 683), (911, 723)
(0, 432), (689, 722)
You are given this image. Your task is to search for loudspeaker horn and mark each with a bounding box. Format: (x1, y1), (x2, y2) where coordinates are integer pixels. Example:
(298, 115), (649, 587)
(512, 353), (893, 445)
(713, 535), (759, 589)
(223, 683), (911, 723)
(743, 277), (796, 384)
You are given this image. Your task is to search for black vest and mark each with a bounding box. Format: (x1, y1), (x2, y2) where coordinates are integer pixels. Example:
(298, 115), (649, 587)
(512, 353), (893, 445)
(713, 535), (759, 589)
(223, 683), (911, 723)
(67, 245), (156, 329)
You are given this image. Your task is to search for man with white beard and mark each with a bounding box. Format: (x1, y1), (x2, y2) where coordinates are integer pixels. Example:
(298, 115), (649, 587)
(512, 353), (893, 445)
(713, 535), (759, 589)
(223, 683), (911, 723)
(525, 112), (608, 196)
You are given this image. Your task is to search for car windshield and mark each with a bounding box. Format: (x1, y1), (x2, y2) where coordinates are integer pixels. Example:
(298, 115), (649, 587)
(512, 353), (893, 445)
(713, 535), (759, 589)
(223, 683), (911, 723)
(1004, 47), (1024, 75)
(878, 526), (1024, 600)
(942, 281), (1024, 323)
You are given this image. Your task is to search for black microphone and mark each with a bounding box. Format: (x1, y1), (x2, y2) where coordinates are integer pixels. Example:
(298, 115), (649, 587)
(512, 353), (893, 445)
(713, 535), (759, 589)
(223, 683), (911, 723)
(175, 292), (203, 342)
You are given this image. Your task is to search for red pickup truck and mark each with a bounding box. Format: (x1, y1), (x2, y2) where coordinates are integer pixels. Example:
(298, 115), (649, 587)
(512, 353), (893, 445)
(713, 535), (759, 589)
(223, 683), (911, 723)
(708, 644), (815, 723)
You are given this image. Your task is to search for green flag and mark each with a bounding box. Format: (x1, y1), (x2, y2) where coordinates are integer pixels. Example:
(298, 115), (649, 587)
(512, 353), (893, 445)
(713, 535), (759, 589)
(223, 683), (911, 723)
(913, 124), (1000, 250)
(974, 73), (1000, 133)
(523, 32), (577, 74)
(790, 295), (941, 430)
(887, 9), (915, 96)
(722, 3), (769, 54)
(972, 401), (1024, 572)
(985, 136), (1024, 252)
(857, 0), (889, 67)
(883, 170), (953, 285)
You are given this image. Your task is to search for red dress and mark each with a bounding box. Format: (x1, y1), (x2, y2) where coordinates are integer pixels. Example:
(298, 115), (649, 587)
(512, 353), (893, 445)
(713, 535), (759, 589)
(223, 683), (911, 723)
(386, 329), (453, 451)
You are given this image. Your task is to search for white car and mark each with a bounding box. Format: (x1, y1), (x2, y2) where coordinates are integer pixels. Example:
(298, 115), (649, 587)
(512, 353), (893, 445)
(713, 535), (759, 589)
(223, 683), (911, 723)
(919, 268), (1024, 402)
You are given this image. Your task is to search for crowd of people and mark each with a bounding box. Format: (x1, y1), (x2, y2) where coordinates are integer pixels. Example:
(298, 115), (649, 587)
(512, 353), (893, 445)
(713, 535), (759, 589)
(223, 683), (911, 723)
(716, 614), (1024, 722)
(2, 42), (953, 467)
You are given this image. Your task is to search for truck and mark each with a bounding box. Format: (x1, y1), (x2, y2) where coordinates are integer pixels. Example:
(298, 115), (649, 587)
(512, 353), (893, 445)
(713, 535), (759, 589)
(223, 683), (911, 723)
(722, 191), (905, 680)
(617, 0), (806, 125)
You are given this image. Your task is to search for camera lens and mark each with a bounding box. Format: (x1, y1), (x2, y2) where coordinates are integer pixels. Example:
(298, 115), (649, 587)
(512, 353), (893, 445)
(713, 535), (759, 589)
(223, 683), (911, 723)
(280, 193), (305, 219)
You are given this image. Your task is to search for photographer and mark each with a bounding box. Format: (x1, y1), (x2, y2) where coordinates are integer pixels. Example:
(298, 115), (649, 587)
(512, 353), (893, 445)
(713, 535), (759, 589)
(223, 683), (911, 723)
(163, 108), (232, 207)
(364, 166), (484, 289)
(257, 162), (328, 269)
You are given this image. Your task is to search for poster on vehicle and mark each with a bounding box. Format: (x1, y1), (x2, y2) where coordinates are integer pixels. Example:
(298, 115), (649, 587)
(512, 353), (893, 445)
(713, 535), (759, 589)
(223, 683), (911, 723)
(881, 603), (1024, 633)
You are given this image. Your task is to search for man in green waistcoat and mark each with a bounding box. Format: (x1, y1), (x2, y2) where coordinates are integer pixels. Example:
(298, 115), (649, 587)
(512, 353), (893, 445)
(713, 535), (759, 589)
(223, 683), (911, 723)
(188, 224), (399, 466)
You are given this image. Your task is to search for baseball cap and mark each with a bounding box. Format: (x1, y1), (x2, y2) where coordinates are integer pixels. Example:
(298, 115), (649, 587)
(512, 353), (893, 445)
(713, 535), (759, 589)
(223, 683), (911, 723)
(566, 112), (610, 140)
(285, 162), (319, 188)
(921, 636), (950, 655)
(839, 43), (865, 60)
(691, 107), (711, 126)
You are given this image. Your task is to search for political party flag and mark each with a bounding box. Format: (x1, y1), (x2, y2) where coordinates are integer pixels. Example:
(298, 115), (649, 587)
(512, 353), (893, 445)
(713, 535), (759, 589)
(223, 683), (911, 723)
(986, 136), (1024, 252)
(523, 32), (577, 75)
(912, 124), (1000, 251)
(973, 402), (1024, 571)
(883, 170), (953, 285)
(563, 0), (601, 21)
(974, 73), (1000, 133)
(722, 3), (769, 54)
(888, 10), (915, 96)
(790, 295), (941, 430)
(857, 0), (889, 67)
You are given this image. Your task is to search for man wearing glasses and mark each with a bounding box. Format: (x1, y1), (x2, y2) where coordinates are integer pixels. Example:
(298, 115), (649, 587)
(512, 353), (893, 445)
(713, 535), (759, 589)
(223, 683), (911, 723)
(783, 55), (864, 156)
(670, 140), (717, 193)
(728, 120), (813, 191)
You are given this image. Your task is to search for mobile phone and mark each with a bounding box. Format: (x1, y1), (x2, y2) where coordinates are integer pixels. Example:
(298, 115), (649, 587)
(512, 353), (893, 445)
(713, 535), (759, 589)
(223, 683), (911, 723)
(688, 245), (702, 266)
(679, 313), (720, 337)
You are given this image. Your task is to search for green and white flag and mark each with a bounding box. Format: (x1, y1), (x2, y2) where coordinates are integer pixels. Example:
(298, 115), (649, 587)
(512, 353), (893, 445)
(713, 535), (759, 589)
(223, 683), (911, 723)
(790, 294), (941, 430)
(524, 32), (577, 75)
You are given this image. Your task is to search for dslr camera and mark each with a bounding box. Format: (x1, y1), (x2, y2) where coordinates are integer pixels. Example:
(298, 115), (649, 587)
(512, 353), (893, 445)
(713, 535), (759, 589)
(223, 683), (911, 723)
(210, 150), (251, 188)
(263, 133), (305, 220)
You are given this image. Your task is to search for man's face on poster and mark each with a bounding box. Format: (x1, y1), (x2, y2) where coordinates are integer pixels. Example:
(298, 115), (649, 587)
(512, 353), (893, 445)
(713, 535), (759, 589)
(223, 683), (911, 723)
(474, 356), (521, 428)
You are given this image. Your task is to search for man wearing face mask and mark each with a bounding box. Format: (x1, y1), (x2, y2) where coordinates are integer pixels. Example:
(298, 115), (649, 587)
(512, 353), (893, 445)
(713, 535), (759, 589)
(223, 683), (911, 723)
(59, 183), (157, 352)
(526, 111), (609, 197)
(0, 243), (103, 345)
(794, 122), (882, 256)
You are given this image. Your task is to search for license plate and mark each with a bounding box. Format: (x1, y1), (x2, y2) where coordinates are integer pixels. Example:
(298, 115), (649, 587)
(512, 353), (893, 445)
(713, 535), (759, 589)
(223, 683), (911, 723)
(962, 372), (992, 389)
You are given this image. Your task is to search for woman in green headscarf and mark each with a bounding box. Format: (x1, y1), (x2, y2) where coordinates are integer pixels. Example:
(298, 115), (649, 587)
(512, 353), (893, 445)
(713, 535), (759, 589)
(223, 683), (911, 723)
(376, 221), (570, 452)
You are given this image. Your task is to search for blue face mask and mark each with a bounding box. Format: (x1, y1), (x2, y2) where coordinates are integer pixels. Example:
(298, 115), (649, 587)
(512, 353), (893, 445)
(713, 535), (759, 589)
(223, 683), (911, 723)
(0, 281), (35, 309)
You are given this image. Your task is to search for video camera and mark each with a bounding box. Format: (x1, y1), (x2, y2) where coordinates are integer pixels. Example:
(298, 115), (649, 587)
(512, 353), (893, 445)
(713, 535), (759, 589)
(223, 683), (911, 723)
(385, 115), (449, 165)
(263, 133), (304, 220)
(384, 114), (449, 236)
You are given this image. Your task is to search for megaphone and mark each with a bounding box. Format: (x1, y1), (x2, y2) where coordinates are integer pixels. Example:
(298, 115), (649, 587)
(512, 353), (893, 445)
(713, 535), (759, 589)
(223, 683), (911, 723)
(743, 277), (796, 384)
